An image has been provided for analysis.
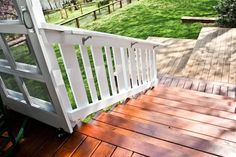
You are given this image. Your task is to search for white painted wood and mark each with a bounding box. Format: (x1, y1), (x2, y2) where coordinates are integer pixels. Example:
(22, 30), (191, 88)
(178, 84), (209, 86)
(121, 48), (131, 90)
(140, 48), (147, 83)
(135, 48), (141, 85)
(152, 50), (158, 80)
(41, 23), (163, 48)
(149, 49), (154, 81)
(129, 48), (138, 88)
(145, 49), (151, 82)
(79, 45), (98, 102)
(0, 0), (75, 133)
(0, 23), (28, 34)
(0, 59), (43, 82)
(113, 47), (126, 93)
(104, 46), (117, 95)
(59, 44), (89, 107)
(68, 81), (156, 121)
(90, 45), (110, 99)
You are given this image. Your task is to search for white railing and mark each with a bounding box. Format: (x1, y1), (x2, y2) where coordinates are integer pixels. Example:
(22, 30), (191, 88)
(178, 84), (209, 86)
(39, 23), (160, 122)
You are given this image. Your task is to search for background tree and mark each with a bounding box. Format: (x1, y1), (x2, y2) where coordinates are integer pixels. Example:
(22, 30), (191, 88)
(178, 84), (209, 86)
(0, 0), (17, 20)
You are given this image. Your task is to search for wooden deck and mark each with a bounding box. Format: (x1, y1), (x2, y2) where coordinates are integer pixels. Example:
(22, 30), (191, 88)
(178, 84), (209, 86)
(149, 27), (236, 85)
(7, 77), (236, 157)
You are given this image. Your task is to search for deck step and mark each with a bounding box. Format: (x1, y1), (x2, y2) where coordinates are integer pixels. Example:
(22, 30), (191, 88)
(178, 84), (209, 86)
(138, 95), (236, 121)
(127, 99), (236, 129)
(78, 124), (215, 157)
(91, 118), (217, 157)
(94, 112), (236, 156)
(146, 87), (236, 113)
(155, 85), (236, 102)
(112, 105), (236, 143)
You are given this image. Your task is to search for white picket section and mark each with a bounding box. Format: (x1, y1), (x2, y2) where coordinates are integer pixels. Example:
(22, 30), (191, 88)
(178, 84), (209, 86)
(40, 24), (161, 122)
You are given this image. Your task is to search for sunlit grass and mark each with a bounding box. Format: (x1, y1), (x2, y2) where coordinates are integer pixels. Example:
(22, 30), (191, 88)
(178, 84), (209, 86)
(83, 0), (218, 39)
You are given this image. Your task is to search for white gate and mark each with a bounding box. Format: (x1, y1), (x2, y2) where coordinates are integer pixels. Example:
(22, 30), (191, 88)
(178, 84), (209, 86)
(0, 0), (160, 133)
(0, 0), (74, 133)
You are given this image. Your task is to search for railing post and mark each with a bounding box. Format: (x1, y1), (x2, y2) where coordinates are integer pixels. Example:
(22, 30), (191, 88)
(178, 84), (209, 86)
(93, 11), (97, 20)
(64, 8), (68, 19)
(108, 5), (111, 14)
(60, 9), (64, 19)
(120, 1), (123, 8)
(80, 3), (83, 14)
(112, 1), (115, 11)
(75, 18), (80, 28)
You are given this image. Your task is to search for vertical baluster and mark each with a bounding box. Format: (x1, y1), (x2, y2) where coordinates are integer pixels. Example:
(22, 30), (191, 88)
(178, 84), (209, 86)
(113, 47), (125, 93)
(146, 48), (151, 82)
(140, 48), (147, 83)
(148, 49), (153, 82)
(104, 46), (118, 95)
(153, 49), (157, 81)
(129, 47), (138, 88)
(59, 44), (89, 108)
(80, 45), (98, 102)
(135, 48), (141, 85)
(148, 49), (154, 82)
(121, 48), (131, 90)
(90, 46), (110, 99)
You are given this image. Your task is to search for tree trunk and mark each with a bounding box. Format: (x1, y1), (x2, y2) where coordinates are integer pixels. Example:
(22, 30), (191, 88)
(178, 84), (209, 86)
(127, 0), (131, 4)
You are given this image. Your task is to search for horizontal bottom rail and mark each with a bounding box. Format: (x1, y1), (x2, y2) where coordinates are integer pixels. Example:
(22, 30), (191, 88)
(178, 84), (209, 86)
(68, 80), (158, 121)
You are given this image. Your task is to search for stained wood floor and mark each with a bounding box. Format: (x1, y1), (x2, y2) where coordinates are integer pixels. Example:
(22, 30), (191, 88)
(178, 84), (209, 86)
(6, 76), (236, 157)
(149, 27), (236, 84)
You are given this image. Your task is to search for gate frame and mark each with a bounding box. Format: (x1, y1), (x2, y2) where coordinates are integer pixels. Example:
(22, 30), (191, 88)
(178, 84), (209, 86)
(0, 0), (74, 133)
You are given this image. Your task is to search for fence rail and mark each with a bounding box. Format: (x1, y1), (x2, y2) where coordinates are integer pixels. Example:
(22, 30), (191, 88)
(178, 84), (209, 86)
(40, 23), (160, 121)
(60, 1), (122, 28)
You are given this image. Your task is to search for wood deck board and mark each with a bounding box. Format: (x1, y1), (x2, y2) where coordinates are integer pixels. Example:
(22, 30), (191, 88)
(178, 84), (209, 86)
(94, 112), (235, 156)
(8, 80), (236, 157)
(138, 95), (236, 121)
(91, 120), (214, 157)
(78, 124), (193, 157)
(112, 105), (236, 142)
(111, 147), (133, 157)
(127, 99), (236, 131)
(71, 137), (100, 157)
(91, 142), (116, 157)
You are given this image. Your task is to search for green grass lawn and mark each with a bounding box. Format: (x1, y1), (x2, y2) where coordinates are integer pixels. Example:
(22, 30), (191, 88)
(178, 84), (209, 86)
(83, 0), (218, 39)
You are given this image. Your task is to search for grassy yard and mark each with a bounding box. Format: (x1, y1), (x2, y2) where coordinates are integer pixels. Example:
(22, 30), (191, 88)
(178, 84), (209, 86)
(83, 0), (218, 39)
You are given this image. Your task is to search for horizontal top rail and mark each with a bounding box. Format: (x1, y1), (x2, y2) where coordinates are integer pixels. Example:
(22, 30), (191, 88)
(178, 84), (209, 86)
(41, 23), (164, 48)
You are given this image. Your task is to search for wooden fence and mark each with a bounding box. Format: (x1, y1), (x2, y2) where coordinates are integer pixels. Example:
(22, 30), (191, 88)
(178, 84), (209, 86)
(60, 1), (123, 28)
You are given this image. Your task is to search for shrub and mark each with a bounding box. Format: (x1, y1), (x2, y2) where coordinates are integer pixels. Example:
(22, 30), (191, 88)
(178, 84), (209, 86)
(215, 0), (236, 27)
(97, 0), (110, 8)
